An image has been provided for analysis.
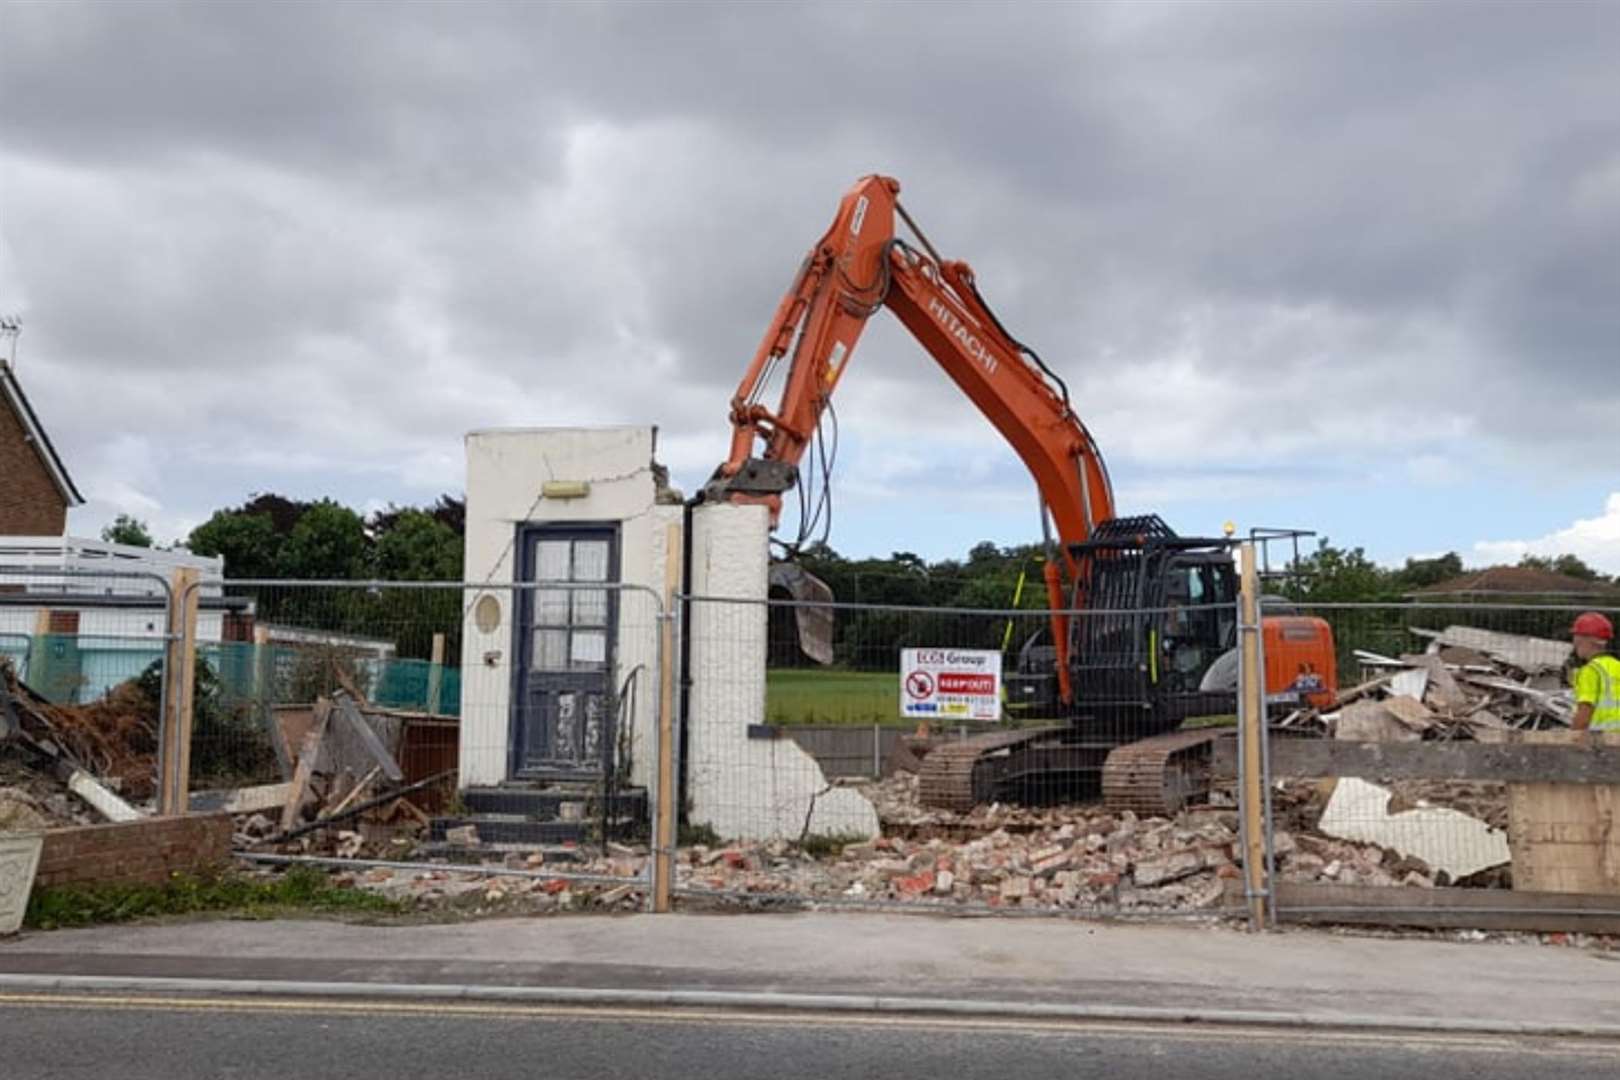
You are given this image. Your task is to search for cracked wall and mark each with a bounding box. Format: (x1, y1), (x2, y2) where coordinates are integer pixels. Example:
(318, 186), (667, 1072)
(686, 502), (878, 842)
(459, 426), (679, 790)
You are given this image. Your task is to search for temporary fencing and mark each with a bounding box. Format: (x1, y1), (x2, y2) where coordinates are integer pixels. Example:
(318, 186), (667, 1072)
(671, 593), (1247, 919)
(9, 557), (1620, 933)
(0, 567), (174, 806)
(1256, 599), (1620, 932)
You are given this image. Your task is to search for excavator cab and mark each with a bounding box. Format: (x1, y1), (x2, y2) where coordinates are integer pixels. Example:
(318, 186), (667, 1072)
(1006, 516), (1243, 735)
(1153, 553), (1239, 694)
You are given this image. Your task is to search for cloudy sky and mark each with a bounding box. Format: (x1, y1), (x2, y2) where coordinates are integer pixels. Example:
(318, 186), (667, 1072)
(3, 1), (1618, 572)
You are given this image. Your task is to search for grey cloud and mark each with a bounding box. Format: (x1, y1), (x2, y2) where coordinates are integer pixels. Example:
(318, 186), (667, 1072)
(2, 1), (1616, 542)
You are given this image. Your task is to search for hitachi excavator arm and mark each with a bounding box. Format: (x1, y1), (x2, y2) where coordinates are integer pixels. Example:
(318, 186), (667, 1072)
(705, 175), (1115, 704)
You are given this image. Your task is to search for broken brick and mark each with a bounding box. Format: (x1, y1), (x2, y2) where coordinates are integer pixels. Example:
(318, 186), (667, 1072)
(894, 871), (936, 896)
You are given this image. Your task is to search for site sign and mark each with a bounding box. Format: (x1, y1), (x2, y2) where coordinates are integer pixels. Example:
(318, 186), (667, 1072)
(900, 648), (1002, 722)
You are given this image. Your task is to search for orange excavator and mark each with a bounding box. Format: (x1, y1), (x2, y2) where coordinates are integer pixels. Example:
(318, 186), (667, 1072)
(704, 175), (1337, 815)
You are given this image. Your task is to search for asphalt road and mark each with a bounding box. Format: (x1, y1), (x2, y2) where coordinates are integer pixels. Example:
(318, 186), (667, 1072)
(3, 994), (1617, 1080)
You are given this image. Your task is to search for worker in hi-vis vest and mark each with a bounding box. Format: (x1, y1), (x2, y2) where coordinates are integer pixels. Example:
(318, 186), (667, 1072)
(1570, 612), (1620, 731)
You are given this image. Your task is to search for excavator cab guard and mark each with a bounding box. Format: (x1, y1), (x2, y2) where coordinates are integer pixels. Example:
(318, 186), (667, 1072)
(1006, 515), (1241, 734)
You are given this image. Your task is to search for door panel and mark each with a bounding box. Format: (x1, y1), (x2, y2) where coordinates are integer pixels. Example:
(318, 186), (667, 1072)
(513, 526), (618, 778)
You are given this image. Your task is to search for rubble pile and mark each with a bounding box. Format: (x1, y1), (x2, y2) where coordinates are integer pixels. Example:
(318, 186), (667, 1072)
(324, 843), (650, 914)
(3, 662), (441, 849)
(1258, 622), (1591, 850)
(2, 661), (153, 826)
(33, 682), (160, 800)
(2, 661), (158, 803)
(216, 691), (453, 854)
(655, 771), (1448, 912)
(1288, 624), (1578, 742)
(0, 773), (92, 830)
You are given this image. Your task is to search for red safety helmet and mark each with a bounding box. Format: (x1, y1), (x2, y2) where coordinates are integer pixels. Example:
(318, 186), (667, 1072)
(1571, 612), (1614, 640)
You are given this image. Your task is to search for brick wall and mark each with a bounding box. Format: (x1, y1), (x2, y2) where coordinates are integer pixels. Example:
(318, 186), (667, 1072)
(33, 814), (233, 891)
(0, 396), (67, 536)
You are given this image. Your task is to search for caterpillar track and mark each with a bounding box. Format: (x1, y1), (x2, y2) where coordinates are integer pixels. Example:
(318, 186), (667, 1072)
(917, 726), (1223, 818)
(915, 727), (1064, 813)
(1097, 728), (1222, 816)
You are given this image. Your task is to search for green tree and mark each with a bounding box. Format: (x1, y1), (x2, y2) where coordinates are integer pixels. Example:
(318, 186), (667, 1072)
(186, 511), (279, 578)
(1289, 540), (1398, 602)
(100, 514), (153, 548)
(966, 540), (1003, 566)
(1392, 551), (1463, 591)
(276, 499), (368, 579)
(1518, 553), (1603, 582)
(371, 493), (465, 538)
(238, 492), (312, 534)
(372, 508), (463, 580)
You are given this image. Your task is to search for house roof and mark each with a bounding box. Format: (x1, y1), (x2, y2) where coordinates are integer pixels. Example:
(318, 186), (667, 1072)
(1408, 565), (1620, 599)
(0, 360), (84, 506)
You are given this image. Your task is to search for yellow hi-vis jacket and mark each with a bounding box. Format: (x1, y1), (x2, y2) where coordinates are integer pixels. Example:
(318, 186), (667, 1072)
(1574, 654), (1620, 730)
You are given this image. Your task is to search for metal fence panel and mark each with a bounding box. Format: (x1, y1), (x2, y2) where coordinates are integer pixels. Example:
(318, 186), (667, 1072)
(0, 567), (173, 811)
(178, 579), (663, 902)
(673, 594), (1248, 919)
(1258, 599), (1620, 931)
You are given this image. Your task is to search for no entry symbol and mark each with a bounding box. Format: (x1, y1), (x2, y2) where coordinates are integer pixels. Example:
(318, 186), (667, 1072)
(905, 670), (935, 700)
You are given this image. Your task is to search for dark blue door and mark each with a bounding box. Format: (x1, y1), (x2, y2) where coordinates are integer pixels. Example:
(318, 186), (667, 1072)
(513, 526), (617, 778)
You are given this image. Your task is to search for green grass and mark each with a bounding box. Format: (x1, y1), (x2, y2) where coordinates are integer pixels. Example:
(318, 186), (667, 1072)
(764, 668), (1051, 728)
(25, 867), (405, 930)
(765, 670), (1241, 732)
(766, 669), (901, 726)
(1182, 713), (1238, 730)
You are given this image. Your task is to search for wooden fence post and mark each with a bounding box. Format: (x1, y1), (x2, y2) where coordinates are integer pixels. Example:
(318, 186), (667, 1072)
(159, 568), (200, 816)
(427, 632), (446, 715)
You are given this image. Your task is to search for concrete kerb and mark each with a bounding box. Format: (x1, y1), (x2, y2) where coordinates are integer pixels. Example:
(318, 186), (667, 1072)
(2, 973), (1619, 1040)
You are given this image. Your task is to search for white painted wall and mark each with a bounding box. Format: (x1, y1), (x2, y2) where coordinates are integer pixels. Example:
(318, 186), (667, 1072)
(687, 502), (877, 842)
(458, 426), (679, 790)
(457, 426), (876, 842)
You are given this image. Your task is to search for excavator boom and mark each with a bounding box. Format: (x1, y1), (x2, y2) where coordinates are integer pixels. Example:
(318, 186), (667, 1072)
(705, 175), (1115, 704)
(707, 174), (1339, 817)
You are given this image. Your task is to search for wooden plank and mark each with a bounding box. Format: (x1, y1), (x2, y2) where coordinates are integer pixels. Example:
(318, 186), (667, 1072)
(173, 569), (200, 815)
(280, 699), (332, 833)
(1220, 734), (1620, 784)
(1508, 730), (1620, 895)
(158, 567), (201, 816)
(260, 768), (454, 845)
(1332, 673), (1395, 708)
(333, 693), (405, 782)
(326, 766), (381, 818)
(1271, 881), (1620, 934)
(254, 625), (290, 779)
(1510, 789), (1619, 894)
(272, 705), (318, 771)
(427, 633), (446, 716)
